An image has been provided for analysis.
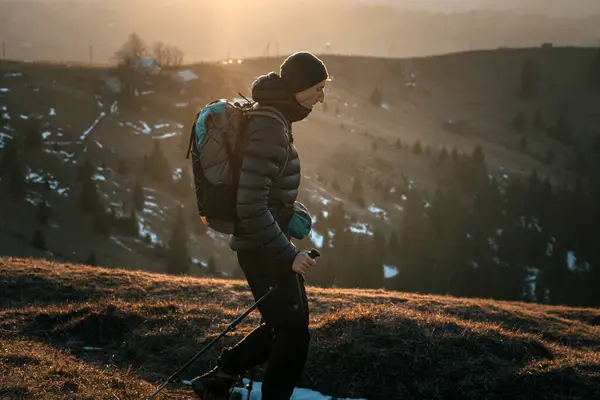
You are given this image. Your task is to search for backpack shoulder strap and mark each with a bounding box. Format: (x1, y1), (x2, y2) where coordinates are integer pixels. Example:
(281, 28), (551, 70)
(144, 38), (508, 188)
(245, 105), (291, 178)
(246, 105), (290, 134)
(185, 111), (202, 159)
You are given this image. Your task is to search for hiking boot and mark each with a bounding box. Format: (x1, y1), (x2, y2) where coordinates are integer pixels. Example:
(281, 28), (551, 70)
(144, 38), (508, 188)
(191, 367), (239, 400)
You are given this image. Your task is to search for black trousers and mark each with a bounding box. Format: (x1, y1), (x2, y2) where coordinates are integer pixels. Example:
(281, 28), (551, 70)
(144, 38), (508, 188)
(217, 248), (310, 400)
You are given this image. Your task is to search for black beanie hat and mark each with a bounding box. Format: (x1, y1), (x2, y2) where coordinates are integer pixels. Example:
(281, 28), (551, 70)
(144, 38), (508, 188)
(280, 52), (329, 94)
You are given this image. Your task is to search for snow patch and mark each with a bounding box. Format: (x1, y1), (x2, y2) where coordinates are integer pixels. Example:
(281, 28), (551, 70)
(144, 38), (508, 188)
(25, 169), (70, 196)
(0, 132), (13, 149)
(316, 196), (330, 206)
(384, 264), (399, 278)
(1, 105), (10, 120)
(91, 173), (106, 182)
(43, 148), (75, 163)
(138, 215), (161, 245)
(120, 120), (152, 135)
(173, 168), (182, 182)
(140, 121), (152, 134)
(368, 204), (386, 216)
(110, 236), (133, 252)
(191, 257), (208, 267)
(79, 112), (106, 142)
(524, 267), (539, 299)
(567, 251), (577, 271)
(153, 132), (180, 140)
(229, 379), (367, 400)
(310, 230), (324, 248)
(349, 223), (373, 236)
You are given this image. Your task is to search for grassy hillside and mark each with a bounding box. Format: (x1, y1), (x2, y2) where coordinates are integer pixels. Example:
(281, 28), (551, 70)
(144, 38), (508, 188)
(1, 46), (600, 307)
(1, 256), (599, 399)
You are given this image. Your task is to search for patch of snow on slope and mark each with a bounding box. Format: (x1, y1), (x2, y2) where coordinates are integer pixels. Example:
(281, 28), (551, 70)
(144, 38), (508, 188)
(0, 132), (13, 149)
(310, 230), (324, 248)
(25, 168), (70, 196)
(1, 105), (10, 120)
(384, 264), (399, 278)
(79, 112), (106, 142)
(110, 236), (133, 252)
(137, 214), (161, 245)
(349, 222), (373, 236)
(228, 379), (367, 400)
(153, 132), (181, 140)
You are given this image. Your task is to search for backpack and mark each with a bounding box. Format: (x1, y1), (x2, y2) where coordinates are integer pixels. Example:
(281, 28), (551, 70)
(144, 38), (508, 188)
(185, 98), (290, 234)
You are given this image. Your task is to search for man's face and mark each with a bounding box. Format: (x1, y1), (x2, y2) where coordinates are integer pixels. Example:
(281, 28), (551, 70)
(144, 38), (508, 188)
(295, 80), (327, 109)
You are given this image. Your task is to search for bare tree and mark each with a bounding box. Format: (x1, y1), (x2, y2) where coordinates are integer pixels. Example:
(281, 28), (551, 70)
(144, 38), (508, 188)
(152, 42), (184, 69)
(115, 33), (147, 69)
(165, 45), (184, 67)
(153, 41), (167, 68)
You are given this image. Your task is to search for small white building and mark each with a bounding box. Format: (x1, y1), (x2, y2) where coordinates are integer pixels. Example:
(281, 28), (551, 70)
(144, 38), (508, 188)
(176, 69), (199, 83)
(136, 58), (161, 74)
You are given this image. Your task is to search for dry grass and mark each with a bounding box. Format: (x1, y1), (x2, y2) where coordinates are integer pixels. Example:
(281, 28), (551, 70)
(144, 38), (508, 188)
(1, 257), (599, 399)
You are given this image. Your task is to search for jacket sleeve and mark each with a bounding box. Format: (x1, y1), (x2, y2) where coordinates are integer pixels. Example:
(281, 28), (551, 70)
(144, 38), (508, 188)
(236, 118), (299, 267)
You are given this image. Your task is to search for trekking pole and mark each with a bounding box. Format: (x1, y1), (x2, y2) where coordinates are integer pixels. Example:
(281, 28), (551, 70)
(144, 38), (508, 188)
(146, 248), (321, 399)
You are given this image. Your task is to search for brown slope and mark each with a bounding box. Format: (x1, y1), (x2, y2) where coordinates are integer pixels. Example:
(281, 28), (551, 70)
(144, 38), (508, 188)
(1, 257), (599, 399)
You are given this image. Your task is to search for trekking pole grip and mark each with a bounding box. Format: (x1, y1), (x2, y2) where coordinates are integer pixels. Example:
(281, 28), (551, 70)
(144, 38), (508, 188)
(307, 248), (321, 259)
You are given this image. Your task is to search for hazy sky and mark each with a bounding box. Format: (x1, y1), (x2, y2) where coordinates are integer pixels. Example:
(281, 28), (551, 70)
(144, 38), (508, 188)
(1, 0), (599, 63)
(363, 0), (600, 18)
(5, 0), (600, 18)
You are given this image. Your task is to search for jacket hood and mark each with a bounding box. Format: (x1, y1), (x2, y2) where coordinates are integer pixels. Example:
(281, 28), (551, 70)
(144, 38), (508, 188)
(251, 72), (311, 123)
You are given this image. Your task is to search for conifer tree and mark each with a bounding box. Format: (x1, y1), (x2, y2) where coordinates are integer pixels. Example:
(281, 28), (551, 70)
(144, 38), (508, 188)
(31, 229), (46, 250)
(351, 177), (365, 207)
(520, 57), (539, 99)
(133, 181), (144, 211)
(166, 205), (189, 274)
(207, 257), (217, 275)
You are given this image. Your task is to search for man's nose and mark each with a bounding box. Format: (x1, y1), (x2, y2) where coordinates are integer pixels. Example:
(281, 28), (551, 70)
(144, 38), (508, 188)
(318, 92), (325, 103)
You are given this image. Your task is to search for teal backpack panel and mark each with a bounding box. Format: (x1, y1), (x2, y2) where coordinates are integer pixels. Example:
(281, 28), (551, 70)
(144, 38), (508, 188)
(194, 100), (227, 149)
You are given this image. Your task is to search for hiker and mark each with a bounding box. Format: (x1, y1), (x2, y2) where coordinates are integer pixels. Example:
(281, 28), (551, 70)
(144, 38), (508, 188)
(191, 52), (329, 400)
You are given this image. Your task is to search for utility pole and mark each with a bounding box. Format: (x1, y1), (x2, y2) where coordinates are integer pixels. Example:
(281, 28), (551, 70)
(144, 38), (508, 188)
(89, 45), (93, 65)
(468, 11), (474, 51)
(1, 41), (5, 60)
